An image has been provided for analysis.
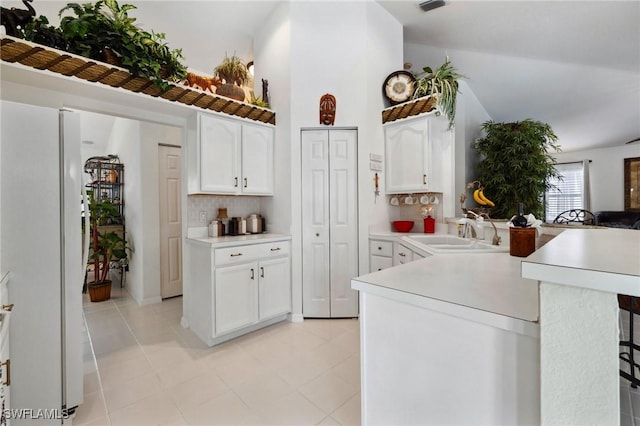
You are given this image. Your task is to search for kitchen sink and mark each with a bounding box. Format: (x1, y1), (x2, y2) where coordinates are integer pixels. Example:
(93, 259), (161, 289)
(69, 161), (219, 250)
(402, 234), (509, 254)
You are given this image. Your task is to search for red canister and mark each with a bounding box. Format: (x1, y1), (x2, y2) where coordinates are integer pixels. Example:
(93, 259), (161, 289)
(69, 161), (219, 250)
(424, 215), (435, 233)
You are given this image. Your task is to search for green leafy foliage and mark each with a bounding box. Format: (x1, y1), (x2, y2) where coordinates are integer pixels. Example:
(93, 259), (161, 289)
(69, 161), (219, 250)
(214, 54), (249, 86)
(473, 119), (561, 219)
(412, 58), (465, 129)
(22, 0), (187, 91)
(88, 199), (129, 283)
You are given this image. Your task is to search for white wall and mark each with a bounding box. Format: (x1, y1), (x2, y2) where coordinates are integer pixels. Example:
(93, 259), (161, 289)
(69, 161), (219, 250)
(102, 118), (182, 305)
(553, 144), (640, 212)
(268, 1), (402, 319)
(404, 43), (492, 216)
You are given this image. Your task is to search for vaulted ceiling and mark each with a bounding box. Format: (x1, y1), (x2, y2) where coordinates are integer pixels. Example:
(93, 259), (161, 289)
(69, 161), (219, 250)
(6, 0), (639, 152)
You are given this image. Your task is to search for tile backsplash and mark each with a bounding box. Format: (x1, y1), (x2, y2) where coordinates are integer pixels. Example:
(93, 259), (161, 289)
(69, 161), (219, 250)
(188, 195), (264, 227)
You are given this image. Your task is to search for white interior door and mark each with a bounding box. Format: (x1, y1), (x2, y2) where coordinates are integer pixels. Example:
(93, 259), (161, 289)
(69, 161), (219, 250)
(328, 130), (359, 317)
(159, 145), (183, 298)
(301, 129), (358, 318)
(302, 130), (331, 317)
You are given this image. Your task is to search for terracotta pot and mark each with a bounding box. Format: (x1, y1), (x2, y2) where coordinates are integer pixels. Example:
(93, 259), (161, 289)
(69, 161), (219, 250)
(216, 83), (245, 101)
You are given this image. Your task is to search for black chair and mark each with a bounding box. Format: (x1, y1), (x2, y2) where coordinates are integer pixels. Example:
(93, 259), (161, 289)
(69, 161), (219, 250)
(552, 209), (596, 225)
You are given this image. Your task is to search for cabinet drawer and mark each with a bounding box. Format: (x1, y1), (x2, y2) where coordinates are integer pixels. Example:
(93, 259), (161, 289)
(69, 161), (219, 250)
(256, 241), (290, 259)
(370, 255), (393, 272)
(369, 240), (393, 257)
(215, 240), (290, 266)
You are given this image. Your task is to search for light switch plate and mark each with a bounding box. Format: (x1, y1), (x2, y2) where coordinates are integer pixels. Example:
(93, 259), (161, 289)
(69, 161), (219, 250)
(370, 161), (383, 171)
(369, 153), (383, 162)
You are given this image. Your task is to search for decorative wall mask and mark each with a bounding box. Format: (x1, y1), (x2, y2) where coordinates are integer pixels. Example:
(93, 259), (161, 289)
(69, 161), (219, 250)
(320, 93), (336, 125)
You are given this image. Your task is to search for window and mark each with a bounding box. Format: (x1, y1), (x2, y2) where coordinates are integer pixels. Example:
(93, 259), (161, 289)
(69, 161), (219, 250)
(545, 161), (590, 223)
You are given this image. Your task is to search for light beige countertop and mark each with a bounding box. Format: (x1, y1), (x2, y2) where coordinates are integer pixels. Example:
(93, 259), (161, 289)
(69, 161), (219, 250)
(522, 228), (640, 295)
(353, 252), (539, 323)
(187, 232), (291, 248)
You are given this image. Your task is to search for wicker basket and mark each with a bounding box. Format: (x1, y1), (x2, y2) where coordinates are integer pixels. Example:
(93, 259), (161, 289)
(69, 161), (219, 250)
(88, 280), (112, 302)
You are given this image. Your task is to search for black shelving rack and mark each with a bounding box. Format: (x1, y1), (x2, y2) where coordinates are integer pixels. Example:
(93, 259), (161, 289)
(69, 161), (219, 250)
(84, 155), (125, 220)
(83, 155), (126, 287)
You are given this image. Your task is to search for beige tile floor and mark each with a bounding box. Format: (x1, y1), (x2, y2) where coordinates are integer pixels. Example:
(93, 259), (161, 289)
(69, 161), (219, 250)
(74, 286), (361, 426)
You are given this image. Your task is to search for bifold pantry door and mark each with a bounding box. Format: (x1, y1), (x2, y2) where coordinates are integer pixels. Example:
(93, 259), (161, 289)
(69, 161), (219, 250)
(301, 128), (359, 318)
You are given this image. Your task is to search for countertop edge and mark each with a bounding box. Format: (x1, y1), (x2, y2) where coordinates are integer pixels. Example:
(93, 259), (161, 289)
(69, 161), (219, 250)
(186, 233), (292, 248)
(352, 278), (539, 337)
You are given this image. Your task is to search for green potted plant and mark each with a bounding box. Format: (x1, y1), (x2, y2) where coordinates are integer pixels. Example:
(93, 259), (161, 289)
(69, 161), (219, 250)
(412, 58), (465, 129)
(55, 0), (186, 89)
(213, 54), (249, 101)
(472, 119), (561, 219)
(87, 198), (128, 302)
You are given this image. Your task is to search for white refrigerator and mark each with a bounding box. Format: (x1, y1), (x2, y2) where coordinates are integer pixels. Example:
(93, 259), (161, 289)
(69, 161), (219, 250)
(0, 100), (84, 424)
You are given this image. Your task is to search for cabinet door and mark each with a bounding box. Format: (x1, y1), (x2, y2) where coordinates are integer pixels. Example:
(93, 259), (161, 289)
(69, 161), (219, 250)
(214, 263), (258, 335)
(242, 123), (274, 195)
(200, 114), (241, 193)
(384, 117), (430, 193)
(258, 257), (291, 320)
(370, 255), (393, 272)
(393, 242), (414, 266)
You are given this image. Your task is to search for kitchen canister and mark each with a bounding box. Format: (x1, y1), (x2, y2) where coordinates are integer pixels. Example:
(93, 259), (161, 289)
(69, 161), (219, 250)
(509, 227), (536, 257)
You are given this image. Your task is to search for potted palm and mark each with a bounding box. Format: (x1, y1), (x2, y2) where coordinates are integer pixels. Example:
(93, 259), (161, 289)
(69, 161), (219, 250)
(472, 119), (561, 219)
(213, 54), (249, 101)
(412, 58), (465, 129)
(87, 199), (128, 302)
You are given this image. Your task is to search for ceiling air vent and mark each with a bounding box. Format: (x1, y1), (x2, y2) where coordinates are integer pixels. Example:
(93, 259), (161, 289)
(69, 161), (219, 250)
(419, 0), (445, 12)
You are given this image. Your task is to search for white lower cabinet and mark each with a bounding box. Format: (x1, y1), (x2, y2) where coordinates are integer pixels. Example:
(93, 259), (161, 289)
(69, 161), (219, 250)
(184, 238), (291, 346)
(369, 237), (427, 271)
(214, 263), (258, 335)
(259, 257), (291, 320)
(393, 242), (415, 266)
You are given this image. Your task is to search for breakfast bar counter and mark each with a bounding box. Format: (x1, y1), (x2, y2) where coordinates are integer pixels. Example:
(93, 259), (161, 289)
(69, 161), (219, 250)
(352, 252), (541, 425)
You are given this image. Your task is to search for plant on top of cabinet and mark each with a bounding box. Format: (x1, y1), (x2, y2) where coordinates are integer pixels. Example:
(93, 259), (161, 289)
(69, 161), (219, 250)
(21, 0), (187, 90)
(213, 54), (249, 101)
(412, 58), (465, 129)
(472, 119), (561, 219)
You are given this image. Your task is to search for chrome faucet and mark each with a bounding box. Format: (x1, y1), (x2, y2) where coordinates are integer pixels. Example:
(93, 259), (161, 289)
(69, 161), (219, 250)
(459, 209), (502, 246)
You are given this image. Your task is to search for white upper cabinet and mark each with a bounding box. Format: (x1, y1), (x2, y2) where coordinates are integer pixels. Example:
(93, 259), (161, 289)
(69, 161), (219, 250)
(384, 113), (453, 194)
(242, 122), (274, 195)
(188, 113), (274, 195)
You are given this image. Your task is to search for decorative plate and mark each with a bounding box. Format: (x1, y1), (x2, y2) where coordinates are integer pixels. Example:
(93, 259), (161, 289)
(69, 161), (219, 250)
(383, 71), (416, 105)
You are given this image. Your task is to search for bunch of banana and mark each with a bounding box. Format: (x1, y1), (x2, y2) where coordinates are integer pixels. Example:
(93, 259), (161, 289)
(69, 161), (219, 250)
(473, 188), (495, 207)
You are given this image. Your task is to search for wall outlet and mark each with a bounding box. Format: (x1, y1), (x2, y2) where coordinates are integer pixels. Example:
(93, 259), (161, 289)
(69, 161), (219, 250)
(199, 211), (207, 224)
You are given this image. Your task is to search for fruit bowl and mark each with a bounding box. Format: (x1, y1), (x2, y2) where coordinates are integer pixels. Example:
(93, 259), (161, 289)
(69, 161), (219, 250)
(392, 220), (414, 233)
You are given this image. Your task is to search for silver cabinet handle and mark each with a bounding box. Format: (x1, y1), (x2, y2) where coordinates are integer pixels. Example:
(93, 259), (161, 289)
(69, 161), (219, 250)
(399, 252), (406, 257)
(234, 177), (238, 187)
(244, 177), (248, 188)
(250, 268), (255, 280)
(230, 253), (243, 257)
(423, 174), (427, 185)
(260, 266), (264, 278)
(270, 247), (281, 252)
(2, 304), (14, 311)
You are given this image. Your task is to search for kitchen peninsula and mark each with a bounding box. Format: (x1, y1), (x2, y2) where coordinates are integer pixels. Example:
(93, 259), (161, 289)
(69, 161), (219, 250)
(352, 251), (541, 425)
(355, 226), (640, 425)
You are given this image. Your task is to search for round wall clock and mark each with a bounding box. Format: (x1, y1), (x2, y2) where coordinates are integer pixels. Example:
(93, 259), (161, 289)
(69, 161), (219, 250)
(383, 71), (416, 105)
